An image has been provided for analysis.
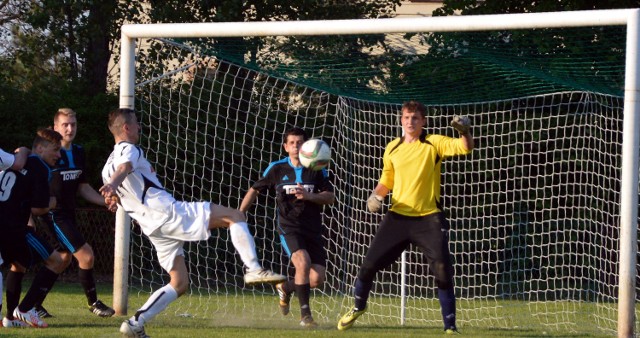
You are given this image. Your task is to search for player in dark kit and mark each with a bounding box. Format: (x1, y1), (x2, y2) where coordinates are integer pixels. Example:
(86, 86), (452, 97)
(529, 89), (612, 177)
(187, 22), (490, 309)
(34, 108), (115, 318)
(0, 128), (66, 328)
(240, 127), (335, 327)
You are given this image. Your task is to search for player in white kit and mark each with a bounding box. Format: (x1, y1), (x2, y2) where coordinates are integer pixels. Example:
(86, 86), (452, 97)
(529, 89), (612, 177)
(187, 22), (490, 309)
(100, 108), (285, 338)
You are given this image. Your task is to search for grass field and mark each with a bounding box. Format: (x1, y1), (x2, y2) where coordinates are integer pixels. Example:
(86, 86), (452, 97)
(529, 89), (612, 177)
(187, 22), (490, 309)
(0, 281), (617, 338)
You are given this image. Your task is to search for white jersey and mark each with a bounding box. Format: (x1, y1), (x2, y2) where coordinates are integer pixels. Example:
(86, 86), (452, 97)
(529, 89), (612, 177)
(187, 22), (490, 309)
(0, 148), (15, 171)
(102, 142), (176, 235)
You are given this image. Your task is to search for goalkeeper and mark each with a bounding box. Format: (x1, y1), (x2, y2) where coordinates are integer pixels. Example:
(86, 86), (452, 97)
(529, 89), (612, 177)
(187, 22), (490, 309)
(337, 101), (474, 334)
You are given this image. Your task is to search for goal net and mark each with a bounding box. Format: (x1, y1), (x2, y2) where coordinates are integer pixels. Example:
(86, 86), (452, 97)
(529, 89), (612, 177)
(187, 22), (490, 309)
(123, 13), (636, 336)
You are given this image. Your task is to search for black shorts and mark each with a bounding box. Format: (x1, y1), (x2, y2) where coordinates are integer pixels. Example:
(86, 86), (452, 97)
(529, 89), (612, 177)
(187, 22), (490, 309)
(0, 227), (54, 268)
(357, 211), (453, 284)
(41, 211), (86, 253)
(279, 228), (326, 267)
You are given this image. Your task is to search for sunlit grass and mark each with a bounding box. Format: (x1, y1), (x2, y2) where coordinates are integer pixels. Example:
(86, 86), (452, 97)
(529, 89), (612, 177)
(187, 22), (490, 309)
(0, 281), (618, 337)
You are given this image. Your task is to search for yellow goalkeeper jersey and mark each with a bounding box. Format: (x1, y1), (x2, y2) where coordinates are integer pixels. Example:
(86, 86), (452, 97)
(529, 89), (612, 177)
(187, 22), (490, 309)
(379, 133), (472, 217)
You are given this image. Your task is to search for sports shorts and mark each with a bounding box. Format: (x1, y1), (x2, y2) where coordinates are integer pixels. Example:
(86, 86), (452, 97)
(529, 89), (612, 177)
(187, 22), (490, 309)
(279, 228), (326, 267)
(146, 201), (211, 272)
(0, 226), (54, 269)
(41, 211), (86, 253)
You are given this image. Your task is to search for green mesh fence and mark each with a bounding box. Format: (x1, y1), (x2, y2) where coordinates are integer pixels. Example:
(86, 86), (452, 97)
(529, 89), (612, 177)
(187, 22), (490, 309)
(180, 25), (626, 104)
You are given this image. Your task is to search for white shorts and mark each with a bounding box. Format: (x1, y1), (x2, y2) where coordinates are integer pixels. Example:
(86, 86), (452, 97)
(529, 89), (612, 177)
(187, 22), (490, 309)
(147, 201), (211, 272)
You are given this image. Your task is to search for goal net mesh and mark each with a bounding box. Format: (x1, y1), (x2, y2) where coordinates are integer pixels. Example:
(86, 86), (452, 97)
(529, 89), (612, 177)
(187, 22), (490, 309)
(129, 26), (631, 335)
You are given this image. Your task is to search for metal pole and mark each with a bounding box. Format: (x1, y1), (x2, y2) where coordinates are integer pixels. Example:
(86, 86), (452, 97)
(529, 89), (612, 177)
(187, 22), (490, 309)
(617, 9), (640, 338)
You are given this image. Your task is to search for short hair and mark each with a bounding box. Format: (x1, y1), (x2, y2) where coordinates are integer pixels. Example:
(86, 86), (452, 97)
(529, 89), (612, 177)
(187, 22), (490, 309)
(33, 128), (62, 149)
(402, 100), (427, 118)
(283, 127), (307, 143)
(108, 108), (136, 135)
(54, 108), (76, 123)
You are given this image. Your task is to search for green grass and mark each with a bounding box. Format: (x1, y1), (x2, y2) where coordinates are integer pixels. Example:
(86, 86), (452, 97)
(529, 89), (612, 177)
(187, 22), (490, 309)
(0, 282), (616, 338)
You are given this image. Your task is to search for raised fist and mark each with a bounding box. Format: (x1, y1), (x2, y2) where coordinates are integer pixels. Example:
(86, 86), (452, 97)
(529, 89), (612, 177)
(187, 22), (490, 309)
(451, 115), (471, 135)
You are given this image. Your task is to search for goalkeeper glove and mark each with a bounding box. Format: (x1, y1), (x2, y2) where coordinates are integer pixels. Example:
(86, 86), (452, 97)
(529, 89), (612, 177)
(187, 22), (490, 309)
(367, 192), (384, 213)
(451, 115), (471, 135)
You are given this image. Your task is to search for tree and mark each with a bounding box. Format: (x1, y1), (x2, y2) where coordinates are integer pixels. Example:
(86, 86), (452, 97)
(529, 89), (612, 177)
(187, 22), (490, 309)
(434, 0), (640, 16)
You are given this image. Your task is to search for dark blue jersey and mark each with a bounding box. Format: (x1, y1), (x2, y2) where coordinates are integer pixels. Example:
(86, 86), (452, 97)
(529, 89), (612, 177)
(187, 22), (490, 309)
(0, 155), (51, 232)
(50, 144), (87, 212)
(252, 157), (333, 234)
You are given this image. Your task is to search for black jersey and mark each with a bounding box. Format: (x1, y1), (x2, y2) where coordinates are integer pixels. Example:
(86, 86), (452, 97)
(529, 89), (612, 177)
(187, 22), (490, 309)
(252, 157), (333, 234)
(50, 144), (87, 212)
(0, 155), (51, 232)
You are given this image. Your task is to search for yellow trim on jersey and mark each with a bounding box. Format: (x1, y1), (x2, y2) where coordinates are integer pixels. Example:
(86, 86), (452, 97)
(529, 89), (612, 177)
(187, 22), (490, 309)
(379, 134), (472, 217)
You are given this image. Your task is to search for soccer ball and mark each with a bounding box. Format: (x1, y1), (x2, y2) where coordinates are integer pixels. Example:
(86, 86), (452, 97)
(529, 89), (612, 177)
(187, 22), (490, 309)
(299, 139), (331, 171)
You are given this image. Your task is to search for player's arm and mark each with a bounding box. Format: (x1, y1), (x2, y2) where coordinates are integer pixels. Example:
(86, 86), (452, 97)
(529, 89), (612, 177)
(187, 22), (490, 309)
(294, 184), (335, 205)
(28, 196), (53, 225)
(78, 183), (108, 207)
(239, 187), (259, 214)
(99, 161), (132, 198)
(460, 132), (474, 151)
(10, 147), (30, 170)
(31, 206), (50, 216)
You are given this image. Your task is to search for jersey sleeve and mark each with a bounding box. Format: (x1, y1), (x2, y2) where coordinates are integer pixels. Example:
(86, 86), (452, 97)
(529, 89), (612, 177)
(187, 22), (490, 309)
(76, 146), (88, 184)
(252, 169), (275, 193)
(378, 138), (400, 190)
(31, 161), (51, 209)
(0, 148), (15, 171)
(428, 134), (472, 158)
(316, 169), (334, 193)
(49, 169), (61, 199)
(114, 143), (142, 169)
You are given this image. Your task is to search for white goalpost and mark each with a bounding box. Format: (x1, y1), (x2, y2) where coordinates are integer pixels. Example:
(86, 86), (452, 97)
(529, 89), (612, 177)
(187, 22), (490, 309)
(115, 9), (639, 337)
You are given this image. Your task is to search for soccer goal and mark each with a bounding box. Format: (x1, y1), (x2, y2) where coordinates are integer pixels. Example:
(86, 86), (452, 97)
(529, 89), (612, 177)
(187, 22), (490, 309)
(115, 9), (639, 337)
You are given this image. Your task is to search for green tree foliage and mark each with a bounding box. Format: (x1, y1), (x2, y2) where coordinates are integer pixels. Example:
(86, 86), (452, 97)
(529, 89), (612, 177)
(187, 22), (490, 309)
(25, 0), (121, 95)
(0, 0), (403, 190)
(434, 0), (640, 15)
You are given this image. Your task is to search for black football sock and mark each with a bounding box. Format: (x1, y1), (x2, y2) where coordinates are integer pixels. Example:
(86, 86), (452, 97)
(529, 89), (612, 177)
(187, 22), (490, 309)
(5, 271), (24, 318)
(18, 268), (58, 312)
(354, 278), (373, 311)
(281, 280), (296, 295)
(79, 268), (98, 305)
(295, 283), (311, 318)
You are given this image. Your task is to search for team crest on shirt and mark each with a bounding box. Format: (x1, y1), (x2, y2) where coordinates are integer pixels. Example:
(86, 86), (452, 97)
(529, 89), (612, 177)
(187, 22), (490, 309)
(281, 175), (289, 181)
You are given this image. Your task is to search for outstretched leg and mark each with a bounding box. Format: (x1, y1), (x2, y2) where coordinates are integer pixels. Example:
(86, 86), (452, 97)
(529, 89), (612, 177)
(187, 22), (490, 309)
(209, 203), (286, 285)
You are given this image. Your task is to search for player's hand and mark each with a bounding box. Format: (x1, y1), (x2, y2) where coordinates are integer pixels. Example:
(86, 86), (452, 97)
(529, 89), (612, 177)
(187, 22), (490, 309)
(294, 183), (309, 200)
(451, 115), (471, 135)
(367, 192), (384, 213)
(99, 183), (116, 198)
(105, 195), (119, 213)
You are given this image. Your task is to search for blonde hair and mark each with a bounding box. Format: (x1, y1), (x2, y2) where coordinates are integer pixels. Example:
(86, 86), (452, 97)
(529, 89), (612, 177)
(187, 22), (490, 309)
(54, 108), (76, 123)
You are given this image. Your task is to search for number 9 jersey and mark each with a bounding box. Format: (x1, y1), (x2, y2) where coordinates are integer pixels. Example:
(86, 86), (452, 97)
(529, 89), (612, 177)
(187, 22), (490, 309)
(0, 155), (51, 233)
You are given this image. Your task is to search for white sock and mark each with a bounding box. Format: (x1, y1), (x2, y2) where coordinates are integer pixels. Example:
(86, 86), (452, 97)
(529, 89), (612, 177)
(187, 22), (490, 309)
(229, 222), (261, 272)
(135, 284), (178, 326)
